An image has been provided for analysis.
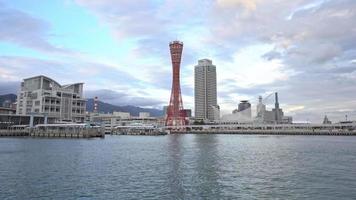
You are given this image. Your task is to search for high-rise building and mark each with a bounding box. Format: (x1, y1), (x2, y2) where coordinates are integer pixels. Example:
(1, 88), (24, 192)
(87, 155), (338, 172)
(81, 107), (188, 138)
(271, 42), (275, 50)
(194, 59), (218, 121)
(16, 75), (86, 122)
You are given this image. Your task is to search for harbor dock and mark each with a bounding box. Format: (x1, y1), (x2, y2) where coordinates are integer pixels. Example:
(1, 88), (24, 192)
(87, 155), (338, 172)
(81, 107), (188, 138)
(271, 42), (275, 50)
(168, 122), (356, 136)
(0, 124), (104, 138)
(1, 123), (356, 137)
(112, 125), (167, 136)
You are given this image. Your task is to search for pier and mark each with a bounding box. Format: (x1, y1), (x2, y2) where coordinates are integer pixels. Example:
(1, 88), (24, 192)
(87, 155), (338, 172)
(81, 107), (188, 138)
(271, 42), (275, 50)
(0, 124), (104, 138)
(0, 125), (29, 136)
(166, 122), (356, 136)
(2, 123), (356, 137)
(112, 125), (167, 136)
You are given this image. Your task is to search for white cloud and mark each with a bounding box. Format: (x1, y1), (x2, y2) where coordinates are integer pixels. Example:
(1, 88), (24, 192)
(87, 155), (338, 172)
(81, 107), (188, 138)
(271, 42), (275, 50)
(216, 0), (260, 11)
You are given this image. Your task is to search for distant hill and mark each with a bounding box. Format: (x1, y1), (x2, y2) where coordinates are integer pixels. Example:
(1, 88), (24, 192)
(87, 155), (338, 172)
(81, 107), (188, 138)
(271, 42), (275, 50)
(0, 94), (17, 106)
(86, 98), (163, 117)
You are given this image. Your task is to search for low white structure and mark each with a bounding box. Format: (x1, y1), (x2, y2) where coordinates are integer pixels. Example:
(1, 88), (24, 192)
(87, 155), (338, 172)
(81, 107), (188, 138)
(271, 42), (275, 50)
(220, 107), (253, 123)
(139, 112), (150, 118)
(255, 94), (292, 124)
(212, 105), (220, 120)
(113, 111), (130, 119)
(89, 112), (159, 133)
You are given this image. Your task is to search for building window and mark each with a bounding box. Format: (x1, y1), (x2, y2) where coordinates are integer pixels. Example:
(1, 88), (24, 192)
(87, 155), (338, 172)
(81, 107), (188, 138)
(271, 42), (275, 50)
(30, 93), (38, 99)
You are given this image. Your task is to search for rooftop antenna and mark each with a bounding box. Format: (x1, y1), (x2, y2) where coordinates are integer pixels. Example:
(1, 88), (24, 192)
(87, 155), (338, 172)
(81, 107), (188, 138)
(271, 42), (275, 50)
(94, 96), (98, 113)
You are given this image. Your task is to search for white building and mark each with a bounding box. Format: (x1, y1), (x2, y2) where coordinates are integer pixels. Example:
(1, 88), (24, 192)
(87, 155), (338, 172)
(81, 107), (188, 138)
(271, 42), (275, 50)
(139, 112), (150, 118)
(113, 111), (131, 119)
(221, 107), (253, 123)
(16, 75), (86, 122)
(255, 94), (292, 124)
(194, 59), (218, 121)
(90, 112), (159, 133)
(212, 105), (220, 120)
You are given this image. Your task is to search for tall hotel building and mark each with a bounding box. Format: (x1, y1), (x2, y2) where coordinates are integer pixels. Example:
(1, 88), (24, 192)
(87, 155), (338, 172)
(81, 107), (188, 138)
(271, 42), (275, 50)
(16, 75), (86, 122)
(194, 59), (219, 121)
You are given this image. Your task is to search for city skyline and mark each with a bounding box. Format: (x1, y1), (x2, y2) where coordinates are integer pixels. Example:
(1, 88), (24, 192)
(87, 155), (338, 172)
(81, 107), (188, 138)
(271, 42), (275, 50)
(0, 0), (356, 122)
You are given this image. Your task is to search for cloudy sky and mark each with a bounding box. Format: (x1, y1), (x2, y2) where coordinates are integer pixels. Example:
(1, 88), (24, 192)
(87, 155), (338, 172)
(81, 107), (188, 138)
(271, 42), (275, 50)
(0, 0), (355, 122)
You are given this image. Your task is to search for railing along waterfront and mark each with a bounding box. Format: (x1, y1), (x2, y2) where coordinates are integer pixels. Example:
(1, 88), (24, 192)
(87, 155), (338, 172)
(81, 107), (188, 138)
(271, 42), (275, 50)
(112, 125), (166, 135)
(0, 125), (29, 136)
(165, 123), (356, 135)
(0, 124), (104, 138)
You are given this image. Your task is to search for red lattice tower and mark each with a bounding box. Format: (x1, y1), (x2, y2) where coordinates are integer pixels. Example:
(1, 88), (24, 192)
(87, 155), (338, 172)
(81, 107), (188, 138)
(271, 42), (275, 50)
(165, 41), (187, 128)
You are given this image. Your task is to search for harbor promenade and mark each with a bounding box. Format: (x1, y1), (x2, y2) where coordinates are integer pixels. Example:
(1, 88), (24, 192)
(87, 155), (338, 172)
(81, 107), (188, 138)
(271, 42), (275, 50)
(167, 123), (356, 136)
(0, 124), (105, 138)
(1, 123), (356, 137)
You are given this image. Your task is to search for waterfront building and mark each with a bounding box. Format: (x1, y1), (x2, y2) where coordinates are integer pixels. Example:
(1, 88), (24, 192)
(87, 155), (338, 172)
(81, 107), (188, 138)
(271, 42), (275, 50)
(139, 112), (150, 118)
(0, 107), (16, 114)
(212, 105), (220, 120)
(194, 59), (218, 121)
(255, 93), (292, 124)
(16, 75), (86, 122)
(0, 114), (55, 129)
(182, 109), (192, 118)
(113, 111), (131, 119)
(220, 100), (252, 123)
(90, 112), (159, 133)
(232, 100), (252, 119)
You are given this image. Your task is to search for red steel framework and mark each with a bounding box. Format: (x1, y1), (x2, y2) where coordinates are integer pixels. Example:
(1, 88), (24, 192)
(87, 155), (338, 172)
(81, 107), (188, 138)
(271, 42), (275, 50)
(165, 41), (187, 127)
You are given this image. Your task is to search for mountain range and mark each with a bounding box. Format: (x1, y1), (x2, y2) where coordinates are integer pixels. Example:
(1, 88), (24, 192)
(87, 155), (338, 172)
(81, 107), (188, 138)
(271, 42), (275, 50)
(86, 98), (163, 117)
(0, 94), (163, 117)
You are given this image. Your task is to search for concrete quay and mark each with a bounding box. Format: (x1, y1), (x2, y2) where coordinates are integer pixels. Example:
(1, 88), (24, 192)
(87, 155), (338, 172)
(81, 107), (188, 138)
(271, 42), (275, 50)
(168, 123), (356, 136)
(0, 129), (29, 136)
(0, 124), (104, 138)
(29, 128), (104, 138)
(112, 125), (167, 136)
(180, 129), (356, 136)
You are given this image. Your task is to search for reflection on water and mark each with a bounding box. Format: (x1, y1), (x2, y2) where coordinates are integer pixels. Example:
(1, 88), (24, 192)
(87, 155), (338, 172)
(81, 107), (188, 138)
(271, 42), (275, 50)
(193, 134), (222, 199)
(167, 134), (185, 199)
(0, 135), (356, 199)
